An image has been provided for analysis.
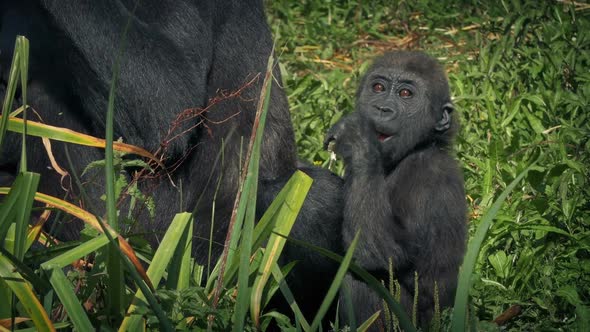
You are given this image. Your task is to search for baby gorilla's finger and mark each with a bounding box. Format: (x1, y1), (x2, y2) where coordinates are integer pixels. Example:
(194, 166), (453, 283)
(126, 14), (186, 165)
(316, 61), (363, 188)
(324, 120), (347, 150)
(323, 134), (336, 150)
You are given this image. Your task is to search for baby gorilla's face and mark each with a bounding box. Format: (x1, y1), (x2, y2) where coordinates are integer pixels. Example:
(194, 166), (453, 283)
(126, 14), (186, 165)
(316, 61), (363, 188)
(356, 66), (434, 163)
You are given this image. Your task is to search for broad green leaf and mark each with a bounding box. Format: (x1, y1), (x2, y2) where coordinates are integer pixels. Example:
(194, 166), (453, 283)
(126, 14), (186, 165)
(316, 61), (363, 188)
(523, 108), (545, 134)
(488, 250), (511, 279)
(0, 254), (54, 331)
(3, 116), (160, 164)
(166, 216), (193, 290)
(0, 188), (150, 288)
(119, 213), (193, 332)
(43, 268), (92, 331)
(250, 171), (312, 326)
(13, 172), (39, 261)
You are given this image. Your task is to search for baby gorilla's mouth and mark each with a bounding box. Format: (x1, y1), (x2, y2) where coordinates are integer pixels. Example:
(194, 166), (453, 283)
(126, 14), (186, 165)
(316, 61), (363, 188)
(377, 132), (393, 142)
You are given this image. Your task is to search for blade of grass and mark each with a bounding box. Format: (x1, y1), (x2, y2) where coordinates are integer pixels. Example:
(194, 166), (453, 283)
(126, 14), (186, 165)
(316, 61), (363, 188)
(0, 171), (38, 324)
(43, 268), (93, 331)
(232, 48), (276, 332)
(0, 255), (54, 331)
(166, 215), (193, 290)
(41, 234), (110, 269)
(210, 138), (250, 305)
(120, 213), (192, 332)
(0, 40), (24, 317)
(310, 231), (359, 331)
(0, 188), (152, 290)
(13, 172), (39, 261)
(0, 36), (25, 150)
(205, 170), (312, 292)
(233, 178), (258, 332)
(211, 49), (274, 315)
(271, 264), (311, 331)
(279, 235), (416, 332)
(250, 171), (312, 326)
(451, 157), (539, 331)
(0, 184), (23, 248)
(263, 261), (297, 309)
(341, 281), (356, 331)
(102, 3), (138, 319)
(357, 311), (381, 332)
(207, 137), (225, 277)
(2, 116), (160, 163)
(18, 36), (29, 172)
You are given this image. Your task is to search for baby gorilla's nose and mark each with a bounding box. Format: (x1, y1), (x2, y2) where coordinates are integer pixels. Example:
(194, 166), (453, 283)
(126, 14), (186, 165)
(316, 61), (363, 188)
(377, 106), (395, 113)
(376, 105), (398, 120)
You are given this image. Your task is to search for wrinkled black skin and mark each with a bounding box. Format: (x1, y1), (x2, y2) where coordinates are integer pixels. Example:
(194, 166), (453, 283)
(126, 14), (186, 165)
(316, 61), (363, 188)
(0, 0), (343, 320)
(326, 51), (467, 329)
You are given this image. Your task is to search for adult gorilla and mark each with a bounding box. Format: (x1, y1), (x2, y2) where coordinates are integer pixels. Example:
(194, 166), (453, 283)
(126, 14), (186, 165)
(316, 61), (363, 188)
(0, 0), (342, 317)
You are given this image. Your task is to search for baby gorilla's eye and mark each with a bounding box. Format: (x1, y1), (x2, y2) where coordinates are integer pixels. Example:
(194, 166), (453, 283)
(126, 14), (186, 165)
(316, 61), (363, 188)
(399, 88), (413, 98)
(372, 83), (385, 93)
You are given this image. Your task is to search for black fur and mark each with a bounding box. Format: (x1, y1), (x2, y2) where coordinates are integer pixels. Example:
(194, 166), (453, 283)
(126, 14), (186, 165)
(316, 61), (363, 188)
(326, 51), (467, 328)
(0, 0), (342, 319)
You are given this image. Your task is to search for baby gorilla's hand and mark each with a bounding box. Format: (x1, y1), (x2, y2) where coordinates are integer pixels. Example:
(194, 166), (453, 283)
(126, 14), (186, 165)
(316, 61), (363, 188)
(324, 113), (382, 173)
(324, 113), (361, 162)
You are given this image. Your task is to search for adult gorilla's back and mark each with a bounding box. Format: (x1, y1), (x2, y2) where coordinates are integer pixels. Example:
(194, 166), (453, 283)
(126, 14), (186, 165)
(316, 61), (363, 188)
(0, 0), (342, 317)
(0, 0), (296, 234)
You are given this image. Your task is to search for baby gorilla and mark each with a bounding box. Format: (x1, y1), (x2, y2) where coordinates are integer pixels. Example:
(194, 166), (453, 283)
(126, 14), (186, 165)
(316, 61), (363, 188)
(325, 51), (467, 329)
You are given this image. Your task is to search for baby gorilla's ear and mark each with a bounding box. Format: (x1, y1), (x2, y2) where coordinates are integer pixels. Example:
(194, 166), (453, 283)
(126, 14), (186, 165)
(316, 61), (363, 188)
(435, 103), (454, 132)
